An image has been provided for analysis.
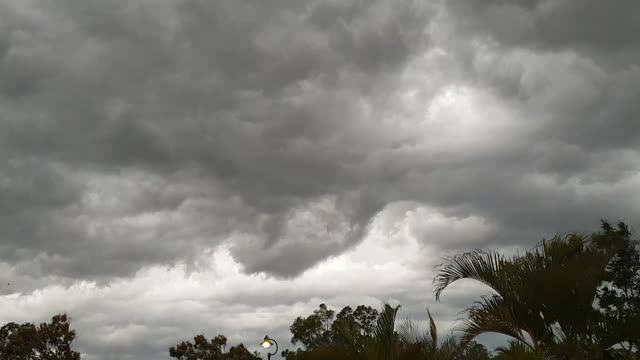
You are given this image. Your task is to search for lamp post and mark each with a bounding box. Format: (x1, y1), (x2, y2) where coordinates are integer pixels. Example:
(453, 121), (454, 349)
(260, 335), (278, 360)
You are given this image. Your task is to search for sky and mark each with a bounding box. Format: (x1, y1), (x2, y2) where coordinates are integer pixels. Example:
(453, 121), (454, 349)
(0, 0), (639, 359)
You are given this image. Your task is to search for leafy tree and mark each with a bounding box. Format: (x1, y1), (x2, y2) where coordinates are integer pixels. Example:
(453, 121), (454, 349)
(281, 220), (638, 360)
(595, 221), (640, 357)
(281, 348), (298, 360)
(397, 308), (461, 360)
(347, 305), (379, 336)
(0, 314), (81, 360)
(169, 334), (249, 360)
(169, 334), (225, 360)
(228, 344), (261, 360)
(290, 304), (335, 350)
(169, 334), (261, 360)
(332, 305), (380, 345)
(282, 345), (348, 360)
(334, 303), (401, 360)
(334, 304), (480, 360)
(290, 303), (381, 352)
(434, 231), (615, 357)
(463, 342), (491, 360)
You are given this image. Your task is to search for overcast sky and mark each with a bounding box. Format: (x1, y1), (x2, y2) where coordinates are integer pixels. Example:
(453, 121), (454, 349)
(1, 0), (639, 359)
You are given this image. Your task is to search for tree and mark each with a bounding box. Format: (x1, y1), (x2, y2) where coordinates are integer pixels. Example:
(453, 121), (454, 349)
(493, 340), (543, 360)
(281, 345), (348, 360)
(227, 344), (261, 360)
(335, 303), (481, 360)
(332, 305), (380, 345)
(397, 308), (486, 360)
(169, 334), (260, 360)
(348, 305), (379, 336)
(290, 304), (335, 350)
(169, 334), (228, 360)
(595, 221), (640, 357)
(433, 231), (615, 358)
(334, 303), (401, 360)
(463, 342), (491, 360)
(0, 314), (81, 360)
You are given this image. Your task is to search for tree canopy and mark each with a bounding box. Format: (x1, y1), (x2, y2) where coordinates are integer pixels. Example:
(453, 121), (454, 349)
(169, 334), (261, 360)
(0, 314), (80, 360)
(282, 220), (639, 360)
(595, 221), (640, 356)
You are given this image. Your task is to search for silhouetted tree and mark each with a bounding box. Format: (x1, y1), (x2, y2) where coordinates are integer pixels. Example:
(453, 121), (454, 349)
(228, 344), (261, 360)
(595, 221), (640, 357)
(332, 305), (380, 345)
(464, 342), (491, 360)
(434, 230), (615, 358)
(290, 304), (335, 350)
(0, 314), (81, 360)
(169, 334), (260, 360)
(169, 334), (228, 360)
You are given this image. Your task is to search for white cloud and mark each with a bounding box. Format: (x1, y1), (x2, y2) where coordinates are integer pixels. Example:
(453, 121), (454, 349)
(1, 203), (496, 358)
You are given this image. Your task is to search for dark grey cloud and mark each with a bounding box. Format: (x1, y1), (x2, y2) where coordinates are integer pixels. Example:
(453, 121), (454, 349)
(446, 0), (640, 52)
(0, 0), (433, 280)
(0, 0), (638, 281)
(0, 0), (637, 279)
(445, 0), (640, 151)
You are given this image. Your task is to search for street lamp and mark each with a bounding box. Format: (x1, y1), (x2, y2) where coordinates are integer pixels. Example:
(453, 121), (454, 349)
(260, 335), (278, 360)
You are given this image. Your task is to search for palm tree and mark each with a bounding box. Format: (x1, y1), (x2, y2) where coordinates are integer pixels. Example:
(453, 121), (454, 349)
(336, 305), (477, 360)
(493, 340), (544, 360)
(335, 304), (402, 360)
(433, 233), (615, 357)
(397, 309), (461, 360)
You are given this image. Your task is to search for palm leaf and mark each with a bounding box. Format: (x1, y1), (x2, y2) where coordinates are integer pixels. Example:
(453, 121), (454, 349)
(494, 340), (545, 360)
(373, 304), (400, 360)
(427, 309), (437, 353)
(434, 250), (507, 301)
(455, 294), (534, 350)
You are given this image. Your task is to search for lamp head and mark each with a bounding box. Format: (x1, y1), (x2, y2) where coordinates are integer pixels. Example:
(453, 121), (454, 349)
(260, 335), (273, 348)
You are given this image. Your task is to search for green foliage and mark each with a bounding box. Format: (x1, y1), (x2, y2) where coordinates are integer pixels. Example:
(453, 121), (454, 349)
(169, 334), (227, 360)
(282, 345), (349, 360)
(493, 340), (544, 360)
(228, 344), (262, 360)
(333, 305), (380, 345)
(332, 303), (402, 360)
(434, 234), (609, 354)
(434, 220), (639, 359)
(286, 221), (639, 360)
(290, 303), (382, 352)
(464, 342), (491, 360)
(290, 304), (335, 349)
(0, 314), (80, 360)
(595, 221), (640, 356)
(397, 308), (470, 360)
(169, 334), (260, 360)
(333, 304), (482, 360)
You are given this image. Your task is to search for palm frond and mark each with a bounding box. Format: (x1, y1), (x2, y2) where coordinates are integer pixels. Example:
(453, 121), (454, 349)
(333, 319), (367, 360)
(455, 294), (533, 350)
(434, 250), (507, 301)
(494, 339), (545, 360)
(373, 304), (400, 360)
(397, 319), (423, 346)
(427, 308), (437, 353)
